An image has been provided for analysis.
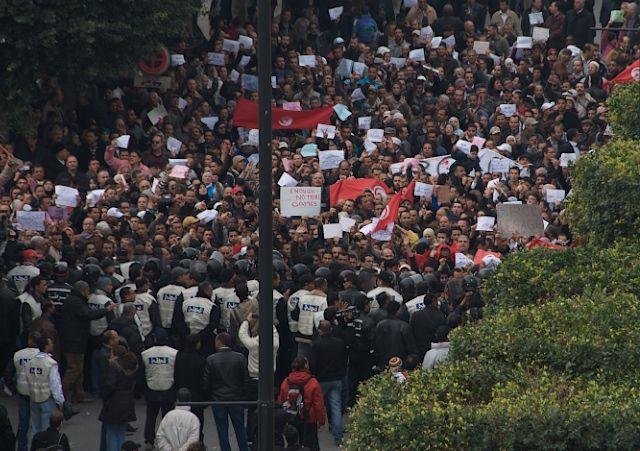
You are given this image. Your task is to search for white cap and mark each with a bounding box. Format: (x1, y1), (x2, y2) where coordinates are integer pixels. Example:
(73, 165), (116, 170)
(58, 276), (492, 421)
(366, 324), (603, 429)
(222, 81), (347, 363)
(417, 75), (427, 81)
(497, 143), (512, 154)
(107, 207), (124, 218)
(391, 137), (401, 146)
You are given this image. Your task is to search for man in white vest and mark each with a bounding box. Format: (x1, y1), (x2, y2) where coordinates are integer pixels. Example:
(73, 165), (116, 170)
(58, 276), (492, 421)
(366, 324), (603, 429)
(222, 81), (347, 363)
(211, 268), (239, 333)
(134, 277), (161, 341)
(156, 267), (190, 331)
(8, 249), (41, 294)
(296, 277), (328, 358)
(18, 276), (48, 345)
(25, 334), (64, 436)
(6, 331), (40, 451)
(141, 328), (178, 449)
(88, 277), (115, 397)
(182, 281), (219, 348)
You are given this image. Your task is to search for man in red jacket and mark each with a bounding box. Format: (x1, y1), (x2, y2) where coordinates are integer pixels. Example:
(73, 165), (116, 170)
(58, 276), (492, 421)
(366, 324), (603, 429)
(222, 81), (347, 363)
(278, 357), (325, 451)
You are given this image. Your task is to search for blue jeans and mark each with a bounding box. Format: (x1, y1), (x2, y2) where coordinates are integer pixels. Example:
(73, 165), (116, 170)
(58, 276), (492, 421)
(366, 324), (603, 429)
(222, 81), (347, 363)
(17, 395), (30, 451)
(30, 397), (56, 437)
(104, 423), (127, 451)
(212, 405), (249, 451)
(320, 380), (343, 444)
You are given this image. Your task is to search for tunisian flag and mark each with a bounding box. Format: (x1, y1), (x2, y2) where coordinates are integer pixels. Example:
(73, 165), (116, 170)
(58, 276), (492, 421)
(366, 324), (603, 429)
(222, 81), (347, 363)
(611, 59), (640, 84)
(233, 98), (334, 130)
(329, 178), (391, 206)
(372, 181), (415, 234)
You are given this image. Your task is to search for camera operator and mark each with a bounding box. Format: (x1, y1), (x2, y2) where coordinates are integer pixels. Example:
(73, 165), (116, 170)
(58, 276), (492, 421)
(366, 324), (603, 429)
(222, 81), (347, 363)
(453, 276), (485, 316)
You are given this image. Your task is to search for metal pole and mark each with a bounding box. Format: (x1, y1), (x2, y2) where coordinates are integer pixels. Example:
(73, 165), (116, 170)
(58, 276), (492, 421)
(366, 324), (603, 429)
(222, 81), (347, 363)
(257, 0), (274, 449)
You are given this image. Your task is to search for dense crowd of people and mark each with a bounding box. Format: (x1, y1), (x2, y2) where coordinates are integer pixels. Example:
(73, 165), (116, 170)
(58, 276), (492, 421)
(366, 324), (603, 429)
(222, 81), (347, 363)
(0, 0), (638, 450)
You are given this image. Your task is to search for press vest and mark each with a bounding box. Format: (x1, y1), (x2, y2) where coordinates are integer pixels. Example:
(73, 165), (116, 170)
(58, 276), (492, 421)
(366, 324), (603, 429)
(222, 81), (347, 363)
(26, 353), (57, 403)
(287, 288), (309, 333)
(367, 287), (404, 310)
(183, 297), (214, 334)
(405, 295), (427, 317)
(142, 345), (178, 392)
(157, 285), (185, 328)
(212, 287), (240, 331)
(18, 292), (43, 320)
(88, 291), (111, 336)
(13, 347), (39, 396)
(297, 292), (327, 337)
(8, 265), (40, 293)
(134, 292), (156, 338)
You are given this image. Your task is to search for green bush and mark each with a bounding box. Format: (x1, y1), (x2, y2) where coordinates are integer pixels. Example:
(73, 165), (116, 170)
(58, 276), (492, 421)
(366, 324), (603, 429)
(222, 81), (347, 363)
(607, 84), (640, 140)
(566, 140), (640, 245)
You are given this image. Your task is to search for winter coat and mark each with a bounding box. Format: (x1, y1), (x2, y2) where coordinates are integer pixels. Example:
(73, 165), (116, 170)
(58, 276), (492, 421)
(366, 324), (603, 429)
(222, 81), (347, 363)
(99, 354), (139, 424)
(58, 288), (108, 353)
(278, 370), (325, 425)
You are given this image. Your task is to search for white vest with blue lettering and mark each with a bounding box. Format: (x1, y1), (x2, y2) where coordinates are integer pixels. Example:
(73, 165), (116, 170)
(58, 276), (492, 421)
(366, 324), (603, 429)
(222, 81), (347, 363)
(134, 292), (156, 338)
(156, 285), (185, 328)
(13, 347), (39, 396)
(183, 297), (214, 334)
(212, 287), (239, 331)
(297, 292), (327, 337)
(142, 345), (178, 391)
(88, 291), (111, 336)
(26, 353), (57, 403)
(405, 295), (427, 318)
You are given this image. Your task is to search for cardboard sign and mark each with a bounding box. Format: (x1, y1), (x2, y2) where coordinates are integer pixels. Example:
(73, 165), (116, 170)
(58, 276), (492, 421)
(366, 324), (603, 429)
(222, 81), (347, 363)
(496, 204), (544, 238)
(476, 216), (495, 232)
(323, 223), (343, 239)
(280, 187), (322, 217)
(473, 41), (490, 54)
(55, 185), (79, 207)
(414, 182), (434, 198)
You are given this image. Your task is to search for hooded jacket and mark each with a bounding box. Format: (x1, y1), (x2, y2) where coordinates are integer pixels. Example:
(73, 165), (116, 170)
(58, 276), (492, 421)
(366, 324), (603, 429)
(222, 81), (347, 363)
(278, 369), (325, 424)
(99, 353), (139, 424)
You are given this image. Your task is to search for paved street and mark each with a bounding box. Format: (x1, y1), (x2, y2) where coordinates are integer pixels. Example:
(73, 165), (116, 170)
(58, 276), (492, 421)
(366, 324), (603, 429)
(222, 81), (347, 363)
(1, 393), (342, 450)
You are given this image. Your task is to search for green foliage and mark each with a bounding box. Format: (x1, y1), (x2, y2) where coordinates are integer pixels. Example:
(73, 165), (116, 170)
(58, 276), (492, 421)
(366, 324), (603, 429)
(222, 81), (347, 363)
(607, 83), (640, 140)
(0, 0), (200, 130)
(482, 242), (640, 309)
(566, 140), (640, 244)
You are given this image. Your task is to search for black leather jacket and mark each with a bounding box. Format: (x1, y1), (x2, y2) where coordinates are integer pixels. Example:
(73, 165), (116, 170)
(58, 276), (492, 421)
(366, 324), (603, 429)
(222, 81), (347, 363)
(202, 347), (248, 401)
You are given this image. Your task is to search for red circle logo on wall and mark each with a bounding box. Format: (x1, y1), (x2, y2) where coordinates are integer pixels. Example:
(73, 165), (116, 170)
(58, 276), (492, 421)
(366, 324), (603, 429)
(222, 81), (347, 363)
(138, 47), (171, 75)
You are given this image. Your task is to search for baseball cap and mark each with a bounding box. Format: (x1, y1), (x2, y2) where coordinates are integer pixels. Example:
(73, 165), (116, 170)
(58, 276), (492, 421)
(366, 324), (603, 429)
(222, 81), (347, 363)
(416, 75), (427, 82)
(182, 216), (199, 228)
(23, 249), (43, 261)
(524, 117), (538, 126)
(489, 126), (501, 135)
(333, 37), (345, 46)
(107, 207), (124, 218)
(232, 185), (244, 195)
(278, 141), (289, 149)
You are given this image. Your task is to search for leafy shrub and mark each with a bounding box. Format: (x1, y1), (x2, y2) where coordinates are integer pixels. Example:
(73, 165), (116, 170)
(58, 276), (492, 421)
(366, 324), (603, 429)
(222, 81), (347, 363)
(566, 140), (640, 245)
(607, 83), (640, 140)
(482, 241), (640, 309)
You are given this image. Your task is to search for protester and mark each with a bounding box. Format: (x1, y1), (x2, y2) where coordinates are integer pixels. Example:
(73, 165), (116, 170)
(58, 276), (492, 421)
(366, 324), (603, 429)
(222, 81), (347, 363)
(30, 410), (70, 451)
(1, 0), (639, 449)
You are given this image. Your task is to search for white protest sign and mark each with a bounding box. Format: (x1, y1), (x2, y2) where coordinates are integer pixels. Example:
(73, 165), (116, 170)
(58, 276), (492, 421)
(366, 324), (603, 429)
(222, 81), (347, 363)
(86, 189), (105, 207)
(455, 253), (473, 269)
(318, 150), (344, 170)
(178, 98), (188, 110)
(238, 35), (253, 48)
(323, 223), (343, 239)
(532, 26), (549, 42)
(247, 129), (260, 146)
(403, 0), (418, 6)
(351, 88), (366, 102)
(115, 135), (130, 149)
(201, 116), (219, 130)
(390, 57), (406, 68)
(352, 62), (367, 76)
(208, 52), (225, 66)
(229, 68), (240, 82)
(166, 137), (182, 155)
(299, 55), (317, 67)
(430, 36), (442, 48)
(329, 6), (344, 20)
(560, 153), (578, 167)
(364, 139), (377, 154)
(516, 37), (533, 49)
(476, 216), (495, 232)
(409, 48), (425, 62)
(473, 41), (490, 54)
(489, 157), (512, 173)
(414, 182), (434, 197)
(420, 26), (434, 40)
(222, 39), (240, 54)
(336, 58), (354, 78)
(546, 189), (566, 204)
(147, 105), (168, 125)
(367, 129), (384, 142)
(529, 11), (544, 25)
(55, 185), (79, 207)
(278, 173), (299, 187)
(280, 187), (322, 217)
(455, 140), (473, 154)
(241, 74), (259, 91)
(442, 35), (456, 48)
(171, 54), (186, 66)
(358, 116), (372, 130)
(239, 55), (251, 66)
(499, 104), (517, 117)
(422, 155), (456, 176)
(17, 211), (46, 231)
(315, 124), (336, 139)
(197, 209), (219, 224)
(339, 216), (356, 232)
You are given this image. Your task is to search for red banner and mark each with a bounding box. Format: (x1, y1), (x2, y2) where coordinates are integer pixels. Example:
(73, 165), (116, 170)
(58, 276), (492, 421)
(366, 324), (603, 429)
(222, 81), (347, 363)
(233, 98), (334, 130)
(611, 59), (639, 85)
